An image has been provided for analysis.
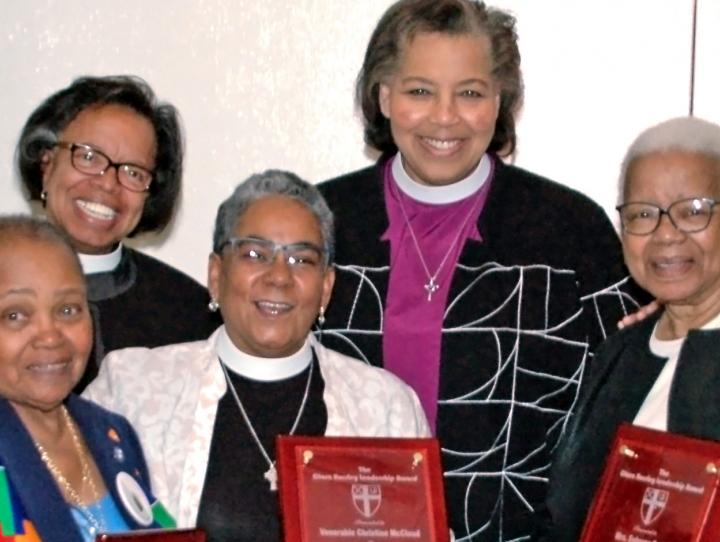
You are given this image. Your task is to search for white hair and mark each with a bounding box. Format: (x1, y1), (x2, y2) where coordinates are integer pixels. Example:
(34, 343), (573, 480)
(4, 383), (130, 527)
(618, 116), (720, 202)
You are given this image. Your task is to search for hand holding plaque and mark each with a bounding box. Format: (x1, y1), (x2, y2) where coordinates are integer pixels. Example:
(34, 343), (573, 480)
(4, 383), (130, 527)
(276, 436), (449, 542)
(580, 424), (720, 542)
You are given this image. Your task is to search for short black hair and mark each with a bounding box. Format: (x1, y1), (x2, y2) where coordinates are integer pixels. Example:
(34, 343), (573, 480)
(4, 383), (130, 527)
(16, 75), (184, 235)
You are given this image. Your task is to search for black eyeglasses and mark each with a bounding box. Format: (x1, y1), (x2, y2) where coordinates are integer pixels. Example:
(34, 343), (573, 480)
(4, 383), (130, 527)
(616, 197), (718, 235)
(220, 236), (328, 269)
(55, 142), (154, 193)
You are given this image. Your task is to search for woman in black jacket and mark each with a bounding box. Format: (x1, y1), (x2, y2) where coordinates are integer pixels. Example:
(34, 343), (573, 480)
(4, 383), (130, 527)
(16, 75), (218, 389)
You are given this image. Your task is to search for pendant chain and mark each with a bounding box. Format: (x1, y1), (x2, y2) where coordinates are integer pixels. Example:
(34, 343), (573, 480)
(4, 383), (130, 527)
(396, 189), (484, 301)
(34, 405), (106, 536)
(219, 356), (314, 491)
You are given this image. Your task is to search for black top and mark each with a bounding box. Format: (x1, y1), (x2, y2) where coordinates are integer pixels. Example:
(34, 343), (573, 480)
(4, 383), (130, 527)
(197, 354), (328, 542)
(76, 246), (220, 391)
(319, 157), (650, 541)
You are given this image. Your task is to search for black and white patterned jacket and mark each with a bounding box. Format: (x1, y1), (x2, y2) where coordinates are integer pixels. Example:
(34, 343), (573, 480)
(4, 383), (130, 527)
(319, 156), (647, 542)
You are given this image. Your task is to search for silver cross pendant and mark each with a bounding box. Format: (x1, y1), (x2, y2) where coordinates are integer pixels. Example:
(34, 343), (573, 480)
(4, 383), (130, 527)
(264, 463), (278, 491)
(424, 278), (439, 301)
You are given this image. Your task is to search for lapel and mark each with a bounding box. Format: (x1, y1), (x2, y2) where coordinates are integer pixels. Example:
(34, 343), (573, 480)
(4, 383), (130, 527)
(0, 398), (83, 542)
(590, 316), (664, 424)
(669, 328), (720, 440)
(66, 395), (149, 530)
(331, 161), (390, 268)
(466, 155), (505, 263)
(177, 337), (226, 526)
(565, 316), (665, 462)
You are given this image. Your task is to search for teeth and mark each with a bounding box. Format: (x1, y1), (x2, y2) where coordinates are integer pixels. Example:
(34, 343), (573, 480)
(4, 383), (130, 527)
(654, 257), (690, 267)
(28, 361), (69, 374)
(256, 301), (292, 315)
(77, 200), (116, 220)
(423, 137), (460, 150)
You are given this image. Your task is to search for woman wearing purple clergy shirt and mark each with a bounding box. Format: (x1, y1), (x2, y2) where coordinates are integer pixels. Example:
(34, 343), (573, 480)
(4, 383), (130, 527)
(318, 1), (648, 540)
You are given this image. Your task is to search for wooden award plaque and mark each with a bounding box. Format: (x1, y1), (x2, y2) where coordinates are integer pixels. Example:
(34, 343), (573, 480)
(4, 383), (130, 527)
(276, 436), (449, 542)
(96, 528), (206, 541)
(580, 423), (720, 541)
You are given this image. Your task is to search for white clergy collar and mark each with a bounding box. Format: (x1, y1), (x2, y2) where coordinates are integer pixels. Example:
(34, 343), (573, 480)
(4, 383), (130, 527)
(217, 326), (313, 382)
(392, 152), (492, 204)
(79, 243), (123, 275)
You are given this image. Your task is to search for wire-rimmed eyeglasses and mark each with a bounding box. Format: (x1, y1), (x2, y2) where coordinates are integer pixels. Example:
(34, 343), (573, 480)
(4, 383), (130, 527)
(219, 236), (328, 269)
(616, 197), (718, 235)
(55, 142), (154, 193)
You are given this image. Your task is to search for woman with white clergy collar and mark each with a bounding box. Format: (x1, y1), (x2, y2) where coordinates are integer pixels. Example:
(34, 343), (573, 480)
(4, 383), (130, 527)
(83, 169), (430, 542)
(16, 75), (218, 392)
(318, 1), (648, 539)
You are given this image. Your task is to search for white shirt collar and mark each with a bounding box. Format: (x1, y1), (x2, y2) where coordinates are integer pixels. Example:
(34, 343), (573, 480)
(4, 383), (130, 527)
(78, 244), (123, 275)
(650, 310), (720, 353)
(391, 152), (492, 204)
(702, 312), (720, 330)
(217, 325), (312, 382)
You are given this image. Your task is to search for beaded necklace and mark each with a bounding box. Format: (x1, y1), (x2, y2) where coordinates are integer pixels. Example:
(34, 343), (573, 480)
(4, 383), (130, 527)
(34, 406), (107, 536)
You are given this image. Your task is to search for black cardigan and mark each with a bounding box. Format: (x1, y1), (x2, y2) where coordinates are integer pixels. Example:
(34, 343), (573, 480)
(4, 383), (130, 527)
(538, 313), (720, 541)
(319, 157), (647, 541)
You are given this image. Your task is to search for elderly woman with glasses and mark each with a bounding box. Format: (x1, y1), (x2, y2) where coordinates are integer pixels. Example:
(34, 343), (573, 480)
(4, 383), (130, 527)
(84, 170), (430, 542)
(16, 75), (218, 391)
(535, 116), (720, 541)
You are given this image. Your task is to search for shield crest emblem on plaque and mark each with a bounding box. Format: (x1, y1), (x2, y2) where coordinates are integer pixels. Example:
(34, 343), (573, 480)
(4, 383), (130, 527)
(352, 483), (382, 518)
(640, 487), (669, 526)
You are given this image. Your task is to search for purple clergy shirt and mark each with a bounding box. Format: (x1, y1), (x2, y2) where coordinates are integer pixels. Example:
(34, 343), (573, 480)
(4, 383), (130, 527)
(382, 156), (494, 431)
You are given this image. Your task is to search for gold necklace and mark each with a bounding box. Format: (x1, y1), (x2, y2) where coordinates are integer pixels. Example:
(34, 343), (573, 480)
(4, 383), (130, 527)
(34, 406), (106, 536)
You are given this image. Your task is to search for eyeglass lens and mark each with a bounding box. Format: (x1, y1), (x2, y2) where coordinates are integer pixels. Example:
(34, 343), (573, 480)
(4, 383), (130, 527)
(228, 238), (324, 267)
(69, 144), (152, 192)
(619, 198), (715, 234)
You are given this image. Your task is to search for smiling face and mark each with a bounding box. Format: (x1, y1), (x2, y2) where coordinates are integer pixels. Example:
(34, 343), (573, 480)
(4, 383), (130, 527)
(41, 104), (156, 254)
(622, 151), (720, 312)
(378, 31), (500, 187)
(0, 237), (91, 416)
(208, 195), (335, 358)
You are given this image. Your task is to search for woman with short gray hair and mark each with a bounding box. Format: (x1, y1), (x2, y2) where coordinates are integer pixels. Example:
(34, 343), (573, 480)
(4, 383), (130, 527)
(84, 170), (430, 541)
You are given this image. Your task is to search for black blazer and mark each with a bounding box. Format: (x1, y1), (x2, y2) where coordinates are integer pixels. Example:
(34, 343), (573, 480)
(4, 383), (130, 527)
(0, 395), (167, 541)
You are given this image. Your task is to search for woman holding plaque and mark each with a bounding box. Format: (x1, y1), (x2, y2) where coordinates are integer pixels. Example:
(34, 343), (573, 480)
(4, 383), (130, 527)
(536, 116), (720, 541)
(0, 216), (174, 542)
(318, 0), (646, 539)
(84, 170), (430, 541)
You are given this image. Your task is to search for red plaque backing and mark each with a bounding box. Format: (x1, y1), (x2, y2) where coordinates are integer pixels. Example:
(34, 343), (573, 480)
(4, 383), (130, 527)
(580, 424), (720, 542)
(96, 528), (206, 541)
(276, 436), (449, 542)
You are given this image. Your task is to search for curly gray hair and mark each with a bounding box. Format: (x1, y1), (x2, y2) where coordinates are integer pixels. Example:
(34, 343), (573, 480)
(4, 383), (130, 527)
(212, 170), (335, 265)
